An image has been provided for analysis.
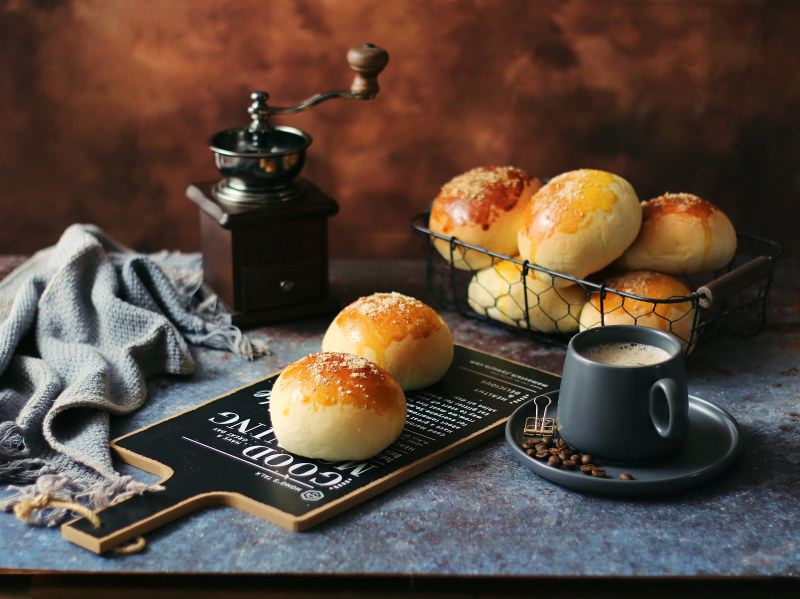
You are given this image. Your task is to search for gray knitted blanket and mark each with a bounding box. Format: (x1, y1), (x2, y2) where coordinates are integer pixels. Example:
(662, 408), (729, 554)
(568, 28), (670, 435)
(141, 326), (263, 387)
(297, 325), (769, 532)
(0, 224), (268, 525)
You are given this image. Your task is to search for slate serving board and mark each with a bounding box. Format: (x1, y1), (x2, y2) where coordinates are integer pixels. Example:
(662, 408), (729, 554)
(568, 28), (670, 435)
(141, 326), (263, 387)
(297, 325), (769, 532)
(61, 345), (560, 553)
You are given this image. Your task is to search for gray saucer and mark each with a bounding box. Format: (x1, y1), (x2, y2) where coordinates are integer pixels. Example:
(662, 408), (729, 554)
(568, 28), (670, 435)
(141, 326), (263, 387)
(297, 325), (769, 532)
(505, 391), (741, 496)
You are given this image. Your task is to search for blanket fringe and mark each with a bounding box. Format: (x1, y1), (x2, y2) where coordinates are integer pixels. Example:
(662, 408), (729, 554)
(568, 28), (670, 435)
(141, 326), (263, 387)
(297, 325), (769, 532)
(153, 250), (270, 360)
(1, 473), (163, 529)
(190, 294), (271, 360)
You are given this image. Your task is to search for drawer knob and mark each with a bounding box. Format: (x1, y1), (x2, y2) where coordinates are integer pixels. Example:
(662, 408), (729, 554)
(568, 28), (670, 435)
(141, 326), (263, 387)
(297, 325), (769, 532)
(279, 279), (295, 294)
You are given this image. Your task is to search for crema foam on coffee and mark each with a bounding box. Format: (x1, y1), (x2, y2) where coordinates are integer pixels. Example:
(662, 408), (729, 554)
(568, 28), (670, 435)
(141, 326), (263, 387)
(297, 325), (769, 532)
(582, 341), (671, 367)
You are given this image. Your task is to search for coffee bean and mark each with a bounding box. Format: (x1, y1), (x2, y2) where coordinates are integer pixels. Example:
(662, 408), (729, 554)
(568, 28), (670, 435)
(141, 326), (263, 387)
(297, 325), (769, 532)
(522, 436), (637, 481)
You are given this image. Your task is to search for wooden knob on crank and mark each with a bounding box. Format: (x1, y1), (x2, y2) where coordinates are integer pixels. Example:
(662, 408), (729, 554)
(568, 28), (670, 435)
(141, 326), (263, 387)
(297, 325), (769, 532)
(347, 44), (389, 97)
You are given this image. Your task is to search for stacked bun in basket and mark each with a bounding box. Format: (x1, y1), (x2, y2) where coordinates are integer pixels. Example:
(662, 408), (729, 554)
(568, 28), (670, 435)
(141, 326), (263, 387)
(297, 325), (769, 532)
(429, 166), (738, 351)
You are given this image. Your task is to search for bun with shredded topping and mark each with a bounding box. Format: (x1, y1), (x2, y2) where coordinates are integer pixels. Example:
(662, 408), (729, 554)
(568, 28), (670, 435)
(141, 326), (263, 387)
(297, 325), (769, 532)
(614, 192), (737, 274)
(517, 169), (642, 287)
(578, 270), (696, 350)
(269, 352), (406, 460)
(321, 292), (454, 391)
(429, 166), (541, 270)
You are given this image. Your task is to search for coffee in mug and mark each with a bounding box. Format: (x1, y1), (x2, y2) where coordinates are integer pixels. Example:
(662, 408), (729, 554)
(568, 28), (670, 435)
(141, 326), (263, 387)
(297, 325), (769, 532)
(557, 325), (689, 463)
(581, 341), (671, 367)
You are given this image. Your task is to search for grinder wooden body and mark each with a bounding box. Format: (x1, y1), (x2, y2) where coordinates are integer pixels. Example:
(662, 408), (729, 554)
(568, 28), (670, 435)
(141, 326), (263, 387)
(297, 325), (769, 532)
(187, 180), (339, 327)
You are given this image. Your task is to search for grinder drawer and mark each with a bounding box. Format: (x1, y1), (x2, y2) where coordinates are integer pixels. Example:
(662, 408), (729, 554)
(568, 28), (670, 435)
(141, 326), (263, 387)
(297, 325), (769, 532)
(239, 257), (328, 312)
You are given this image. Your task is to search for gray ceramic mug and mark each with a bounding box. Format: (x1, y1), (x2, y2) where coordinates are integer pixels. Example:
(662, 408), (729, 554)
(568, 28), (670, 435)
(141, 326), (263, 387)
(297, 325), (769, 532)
(557, 325), (689, 463)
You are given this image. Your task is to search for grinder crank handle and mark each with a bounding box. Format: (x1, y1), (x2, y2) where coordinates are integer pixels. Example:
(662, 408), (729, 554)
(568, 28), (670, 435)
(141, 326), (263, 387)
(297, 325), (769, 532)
(251, 44), (389, 121)
(346, 43), (390, 97)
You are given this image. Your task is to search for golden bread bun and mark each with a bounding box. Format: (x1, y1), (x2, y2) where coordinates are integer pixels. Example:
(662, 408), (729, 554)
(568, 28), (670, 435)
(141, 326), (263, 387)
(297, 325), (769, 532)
(429, 166), (542, 270)
(467, 258), (586, 333)
(269, 352), (406, 461)
(517, 169), (642, 287)
(321, 292), (454, 391)
(578, 270), (696, 350)
(614, 192), (737, 274)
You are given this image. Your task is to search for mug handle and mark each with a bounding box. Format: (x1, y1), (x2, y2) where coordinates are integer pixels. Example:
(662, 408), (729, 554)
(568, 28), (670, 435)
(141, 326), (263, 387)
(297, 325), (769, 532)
(649, 378), (687, 439)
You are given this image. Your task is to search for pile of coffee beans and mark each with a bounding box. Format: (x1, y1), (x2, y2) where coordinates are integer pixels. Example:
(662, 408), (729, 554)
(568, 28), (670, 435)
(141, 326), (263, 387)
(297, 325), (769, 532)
(521, 436), (634, 480)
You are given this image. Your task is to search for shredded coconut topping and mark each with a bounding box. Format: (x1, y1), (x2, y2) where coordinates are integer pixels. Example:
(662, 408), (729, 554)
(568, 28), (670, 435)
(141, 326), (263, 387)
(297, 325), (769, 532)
(649, 192), (717, 215)
(351, 291), (424, 320)
(339, 292), (442, 342)
(303, 352), (380, 389)
(441, 166), (528, 202)
(278, 351), (402, 414)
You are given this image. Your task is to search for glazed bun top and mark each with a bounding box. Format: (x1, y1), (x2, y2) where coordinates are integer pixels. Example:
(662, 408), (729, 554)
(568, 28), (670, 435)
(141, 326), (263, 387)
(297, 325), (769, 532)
(431, 166), (536, 231)
(321, 292), (454, 391)
(614, 192), (737, 274)
(429, 166), (541, 270)
(269, 352), (407, 461)
(517, 169), (642, 286)
(274, 352), (405, 421)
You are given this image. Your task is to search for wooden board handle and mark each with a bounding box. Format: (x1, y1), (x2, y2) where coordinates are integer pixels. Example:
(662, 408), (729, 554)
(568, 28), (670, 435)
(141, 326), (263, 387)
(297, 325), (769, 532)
(60, 482), (211, 554)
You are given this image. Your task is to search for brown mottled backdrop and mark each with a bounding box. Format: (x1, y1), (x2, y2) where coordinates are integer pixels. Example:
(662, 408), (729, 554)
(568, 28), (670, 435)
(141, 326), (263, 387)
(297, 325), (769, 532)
(1, 0), (798, 259)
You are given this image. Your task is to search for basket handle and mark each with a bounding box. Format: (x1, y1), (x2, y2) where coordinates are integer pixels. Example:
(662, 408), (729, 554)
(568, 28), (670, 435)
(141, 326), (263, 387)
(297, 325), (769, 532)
(696, 255), (774, 311)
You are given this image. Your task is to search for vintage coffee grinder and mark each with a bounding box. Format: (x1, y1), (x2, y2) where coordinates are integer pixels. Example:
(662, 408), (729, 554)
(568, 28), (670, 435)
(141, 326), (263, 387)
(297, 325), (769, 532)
(187, 44), (388, 326)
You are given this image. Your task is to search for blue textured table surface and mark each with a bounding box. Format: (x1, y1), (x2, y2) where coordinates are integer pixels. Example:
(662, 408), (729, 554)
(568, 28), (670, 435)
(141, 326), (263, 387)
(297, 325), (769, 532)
(1, 259), (798, 579)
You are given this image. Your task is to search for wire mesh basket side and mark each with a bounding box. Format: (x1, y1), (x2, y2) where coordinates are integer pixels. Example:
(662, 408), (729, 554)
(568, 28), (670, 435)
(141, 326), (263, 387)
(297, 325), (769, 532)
(414, 222), (582, 348)
(410, 212), (781, 353)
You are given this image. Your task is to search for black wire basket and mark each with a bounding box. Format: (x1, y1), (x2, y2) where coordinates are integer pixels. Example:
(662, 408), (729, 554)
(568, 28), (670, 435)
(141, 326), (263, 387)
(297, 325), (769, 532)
(410, 212), (782, 354)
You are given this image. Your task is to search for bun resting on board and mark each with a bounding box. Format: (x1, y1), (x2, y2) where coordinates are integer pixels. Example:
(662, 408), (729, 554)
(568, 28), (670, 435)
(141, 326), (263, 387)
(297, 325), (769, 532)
(322, 292), (454, 391)
(269, 352), (407, 461)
